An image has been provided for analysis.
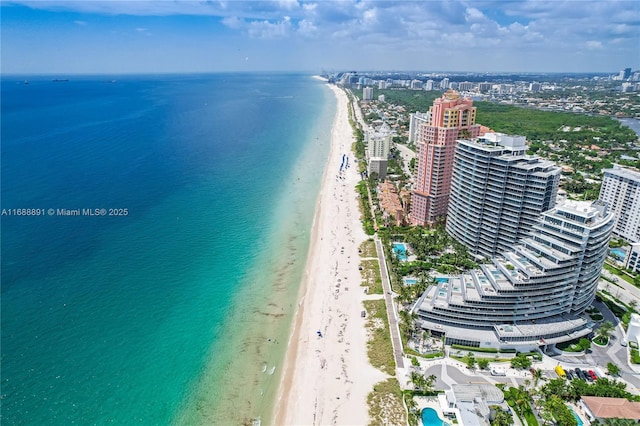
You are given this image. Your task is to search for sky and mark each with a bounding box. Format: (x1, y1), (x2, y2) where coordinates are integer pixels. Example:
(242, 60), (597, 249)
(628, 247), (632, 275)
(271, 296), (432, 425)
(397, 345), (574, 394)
(1, 0), (639, 74)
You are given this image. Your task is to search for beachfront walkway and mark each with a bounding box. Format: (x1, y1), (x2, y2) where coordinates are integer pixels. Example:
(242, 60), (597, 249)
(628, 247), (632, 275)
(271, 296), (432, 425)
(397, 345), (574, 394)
(375, 237), (405, 370)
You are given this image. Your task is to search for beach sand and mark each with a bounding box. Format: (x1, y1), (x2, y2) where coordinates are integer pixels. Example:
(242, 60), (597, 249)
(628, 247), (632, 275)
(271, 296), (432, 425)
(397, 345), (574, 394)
(273, 83), (386, 425)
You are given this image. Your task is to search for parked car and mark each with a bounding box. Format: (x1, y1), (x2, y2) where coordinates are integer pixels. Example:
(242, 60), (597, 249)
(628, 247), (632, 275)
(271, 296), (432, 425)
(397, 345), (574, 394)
(588, 370), (598, 381)
(575, 368), (586, 381)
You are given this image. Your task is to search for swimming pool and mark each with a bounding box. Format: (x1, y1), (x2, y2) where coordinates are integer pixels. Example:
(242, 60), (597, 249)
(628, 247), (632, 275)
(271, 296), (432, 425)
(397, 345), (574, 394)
(436, 277), (449, 283)
(610, 248), (626, 260)
(404, 277), (418, 285)
(569, 408), (583, 426)
(392, 243), (408, 261)
(422, 408), (448, 426)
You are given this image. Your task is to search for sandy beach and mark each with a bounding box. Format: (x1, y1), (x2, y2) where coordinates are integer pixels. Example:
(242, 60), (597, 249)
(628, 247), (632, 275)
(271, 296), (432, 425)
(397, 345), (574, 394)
(273, 82), (386, 425)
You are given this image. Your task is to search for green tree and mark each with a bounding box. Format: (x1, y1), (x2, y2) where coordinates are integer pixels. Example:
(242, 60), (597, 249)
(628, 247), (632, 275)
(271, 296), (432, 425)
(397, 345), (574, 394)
(490, 405), (514, 426)
(408, 370), (424, 391)
(530, 368), (544, 388)
(465, 352), (476, 369)
(578, 337), (592, 352)
(477, 358), (490, 370)
(606, 362), (621, 377)
(595, 321), (615, 345)
(511, 353), (532, 369)
(545, 395), (577, 426)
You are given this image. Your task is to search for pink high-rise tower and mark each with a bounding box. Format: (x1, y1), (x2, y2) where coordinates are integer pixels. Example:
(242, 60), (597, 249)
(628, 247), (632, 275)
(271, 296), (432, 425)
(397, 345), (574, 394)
(410, 90), (481, 226)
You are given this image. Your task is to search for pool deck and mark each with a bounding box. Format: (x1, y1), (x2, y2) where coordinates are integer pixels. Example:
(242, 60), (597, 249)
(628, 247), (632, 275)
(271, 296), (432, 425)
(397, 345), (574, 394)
(569, 402), (590, 426)
(414, 396), (448, 425)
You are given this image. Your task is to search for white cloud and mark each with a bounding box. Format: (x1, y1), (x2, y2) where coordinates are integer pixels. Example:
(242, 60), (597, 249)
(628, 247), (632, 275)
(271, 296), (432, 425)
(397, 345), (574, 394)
(277, 0), (299, 10)
(222, 16), (243, 29)
(74, 20), (87, 26)
(247, 16), (292, 39)
(465, 7), (485, 23)
(298, 19), (318, 37)
(586, 40), (603, 50)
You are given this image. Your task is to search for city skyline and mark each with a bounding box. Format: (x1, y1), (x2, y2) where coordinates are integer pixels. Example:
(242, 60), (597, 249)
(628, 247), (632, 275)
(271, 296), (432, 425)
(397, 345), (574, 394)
(1, 0), (639, 75)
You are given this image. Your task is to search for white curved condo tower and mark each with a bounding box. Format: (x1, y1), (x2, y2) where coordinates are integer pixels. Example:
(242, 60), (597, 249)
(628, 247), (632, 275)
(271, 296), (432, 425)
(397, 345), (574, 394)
(446, 133), (561, 257)
(416, 200), (615, 349)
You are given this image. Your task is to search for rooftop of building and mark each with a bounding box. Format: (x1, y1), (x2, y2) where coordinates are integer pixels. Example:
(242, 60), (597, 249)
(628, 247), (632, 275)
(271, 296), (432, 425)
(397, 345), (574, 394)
(451, 384), (504, 404)
(552, 199), (611, 226)
(603, 164), (640, 181)
(581, 396), (640, 420)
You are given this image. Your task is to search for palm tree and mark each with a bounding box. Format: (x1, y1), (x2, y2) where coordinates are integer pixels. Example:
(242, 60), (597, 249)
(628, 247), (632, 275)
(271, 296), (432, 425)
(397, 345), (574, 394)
(530, 368), (544, 388)
(404, 394), (419, 421)
(408, 371), (423, 390)
(399, 309), (418, 341)
(596, 320), (615, 345)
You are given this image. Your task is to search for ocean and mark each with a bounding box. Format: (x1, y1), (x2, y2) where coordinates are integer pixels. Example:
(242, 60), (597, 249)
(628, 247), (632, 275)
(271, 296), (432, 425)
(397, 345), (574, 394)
(1, 74), (335, 424)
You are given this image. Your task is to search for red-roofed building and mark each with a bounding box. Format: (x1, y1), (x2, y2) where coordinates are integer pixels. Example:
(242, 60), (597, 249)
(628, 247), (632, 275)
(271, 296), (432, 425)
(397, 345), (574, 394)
(580, 396), (640, 422)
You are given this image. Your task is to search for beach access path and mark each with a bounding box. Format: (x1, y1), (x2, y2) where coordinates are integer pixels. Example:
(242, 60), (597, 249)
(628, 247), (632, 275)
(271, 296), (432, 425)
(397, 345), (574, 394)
(375, 237), (405, 370)
(273, 82), (386, 425)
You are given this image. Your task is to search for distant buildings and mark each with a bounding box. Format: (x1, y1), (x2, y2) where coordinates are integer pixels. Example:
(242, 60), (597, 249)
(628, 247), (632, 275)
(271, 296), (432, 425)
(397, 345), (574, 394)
(415, 200), (615, 349)
(363, 87), (374, 101)
(618, 68), (632, 80)
(410, 90), (481, 226)
(446, 133), (561, 257)
(598, 165), (640, 243)
(408, 112), (429, 144)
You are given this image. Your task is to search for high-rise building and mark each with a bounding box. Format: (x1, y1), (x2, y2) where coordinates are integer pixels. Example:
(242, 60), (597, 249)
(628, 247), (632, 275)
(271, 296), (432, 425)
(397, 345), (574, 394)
(366, 125), (391, 179)
(363, 87), (374, 100)
(598, 165), (640, 243)
(626, 243), (640, 273)
(477, 82), (492, 93)
(425, 80), (435, 91)
(446, 133), (561, 257)
(440, 78), (450, 90)
(529, 82), (541, 92)
(366, 125), (391, 158)
(457, 82), (475, 92)
(410, 90), (481, 225)
(621, 67), (632, 80)
(415, 200), (615, 349)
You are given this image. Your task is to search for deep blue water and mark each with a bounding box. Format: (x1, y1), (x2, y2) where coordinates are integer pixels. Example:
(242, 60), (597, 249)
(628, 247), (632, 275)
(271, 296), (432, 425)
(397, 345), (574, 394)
(1, 74), (332, 424)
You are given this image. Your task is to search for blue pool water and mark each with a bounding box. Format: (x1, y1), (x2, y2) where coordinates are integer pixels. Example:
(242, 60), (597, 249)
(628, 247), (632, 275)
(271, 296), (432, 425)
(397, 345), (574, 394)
(422, 407), (448, 426)
(436, 278), (449, 283)
(393, 243), (408, 261)
(404, 278), (418, 285)
(610, 248), (626, 260)
(570, 408), (583, 426)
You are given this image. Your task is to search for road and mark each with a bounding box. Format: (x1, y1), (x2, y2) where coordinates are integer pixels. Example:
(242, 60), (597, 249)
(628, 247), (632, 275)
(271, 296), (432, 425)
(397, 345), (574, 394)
(599, 270), (640, 307)
(395, 143), (416, 177)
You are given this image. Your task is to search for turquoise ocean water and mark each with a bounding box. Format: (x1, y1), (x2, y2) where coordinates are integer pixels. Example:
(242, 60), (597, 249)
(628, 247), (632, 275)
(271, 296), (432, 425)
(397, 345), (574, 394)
(1, 74), (334, 424)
